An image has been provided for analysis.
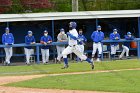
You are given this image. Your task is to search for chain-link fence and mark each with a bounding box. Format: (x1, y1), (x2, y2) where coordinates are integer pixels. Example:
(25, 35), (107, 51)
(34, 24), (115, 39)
(0, 0), (140, 14)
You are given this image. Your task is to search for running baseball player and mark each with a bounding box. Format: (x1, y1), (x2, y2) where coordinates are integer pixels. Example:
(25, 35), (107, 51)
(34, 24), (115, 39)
(24, 31), (36, 65)
(2, 27), (14, 66)
(76, 29), (87, 62)
(119, 32), (134, 59)
(91, 25), (104, 62)
(110, 29), (120, 60)
(40, 30), (52, 64)
(61, 22), (94, 69)
(56, 28), (68, 63)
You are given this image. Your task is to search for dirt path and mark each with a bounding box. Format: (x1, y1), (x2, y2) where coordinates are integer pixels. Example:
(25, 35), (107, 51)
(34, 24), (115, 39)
(1, 68), (139, 93)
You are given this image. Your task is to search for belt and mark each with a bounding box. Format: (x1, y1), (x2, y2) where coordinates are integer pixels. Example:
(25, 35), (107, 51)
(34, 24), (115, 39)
(69, 45), (76, 47)
(94, 42), (101, 43)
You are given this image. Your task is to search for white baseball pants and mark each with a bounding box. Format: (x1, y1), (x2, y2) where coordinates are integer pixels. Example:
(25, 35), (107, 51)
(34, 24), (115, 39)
(92, 42), (102, 56)
(56, 46), (65, 61)
(111, 45), (118, 55)
(24, 48), (33, 64)
(62, 45), (87, 60)
(119, 45), (129, 58)
(41, 49), (49, 63)
(4, 47), (13, 64)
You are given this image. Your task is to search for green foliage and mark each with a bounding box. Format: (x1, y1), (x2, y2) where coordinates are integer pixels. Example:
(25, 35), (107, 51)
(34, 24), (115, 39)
(1, 0), (140, 13)
(0, 59), (140, 76)
(6, 70), (140, 93)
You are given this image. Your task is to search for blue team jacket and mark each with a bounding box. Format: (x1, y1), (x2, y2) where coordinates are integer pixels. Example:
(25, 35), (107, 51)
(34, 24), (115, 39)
(123, 35), (134, 47)
(91, 31), (104, 43)
(40, 35), (52, 49)
(78, 34), (87, 45)
(109, 33), (120, 46)
(2, 33), (14, 45)
(25, 35), (36, 49)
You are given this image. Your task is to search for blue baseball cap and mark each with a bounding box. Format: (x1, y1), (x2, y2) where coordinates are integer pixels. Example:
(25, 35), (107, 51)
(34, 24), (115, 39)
(113, 29), (118, 32)
(44, 30), (48, 33)
(127, 32), (131, 35)
(97, 25), (101, 28)
(28, 31), (32, 34)
(5, 27), (9, 31)
(60, 28), (64, 32)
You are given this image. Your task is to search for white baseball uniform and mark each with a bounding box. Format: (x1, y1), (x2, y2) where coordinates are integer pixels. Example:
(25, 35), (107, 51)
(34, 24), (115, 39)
(62, 29), (87, 60)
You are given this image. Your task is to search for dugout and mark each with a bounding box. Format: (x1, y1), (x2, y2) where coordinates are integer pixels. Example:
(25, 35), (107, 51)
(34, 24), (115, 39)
(0, 10), (140, 62)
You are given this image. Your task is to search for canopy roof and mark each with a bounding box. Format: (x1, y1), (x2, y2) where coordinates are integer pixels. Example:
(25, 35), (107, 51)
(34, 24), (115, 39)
(0, 10), (140, 22)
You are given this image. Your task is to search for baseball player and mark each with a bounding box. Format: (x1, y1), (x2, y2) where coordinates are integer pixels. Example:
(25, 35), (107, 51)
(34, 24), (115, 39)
(119, 32), (134, 59)
(40, 30), (52, 64)
(61, 22), (94, 69)
(56, 28), (68, 63)
(24, 31), (36, 65)
(2, 27), (14, 65)
(91, 25), (104, 62)
(110, 29), (120, 60)
(76, 29), (87, 62)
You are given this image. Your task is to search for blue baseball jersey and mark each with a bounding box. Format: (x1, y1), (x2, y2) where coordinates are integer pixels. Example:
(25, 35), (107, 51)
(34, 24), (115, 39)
(25, 35), (36, 49)
(91, 31), (104, 43)
(110, 33), (120, 46)
(78, 34), (87, 45)
(2, 33), (14, 45)
(40, 35), (52, 49)
(123, 35), (134, 47)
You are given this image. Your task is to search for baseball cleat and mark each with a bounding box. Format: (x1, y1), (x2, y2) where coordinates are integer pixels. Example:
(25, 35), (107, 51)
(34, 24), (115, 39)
(126, 57), (131, 59)
(96, 58), (101, 62)
(90, 63), (94, 70)
(61, 64), (69, 69)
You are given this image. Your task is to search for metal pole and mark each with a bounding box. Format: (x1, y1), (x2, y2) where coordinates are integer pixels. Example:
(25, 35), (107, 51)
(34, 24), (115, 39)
(52, 20), (55, 41)
(72, 0), (78, 12)
(52, 20), (55, 62)
(36, 45), (40, 64)
(7, 22), (9, 27)
(137, 41), (140, 59)
(138, 17), (140, 38)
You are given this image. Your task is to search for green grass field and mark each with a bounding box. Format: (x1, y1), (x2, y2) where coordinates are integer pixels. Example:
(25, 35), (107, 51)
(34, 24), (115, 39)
(0, 59), (140, 76)
(2, 59), (140, 93)
(6, 70), (140, 93)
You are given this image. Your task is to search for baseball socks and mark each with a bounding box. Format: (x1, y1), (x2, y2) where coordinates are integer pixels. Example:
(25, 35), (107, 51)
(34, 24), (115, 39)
(86, 58), (94, 70)
(61, 58), (69, 69)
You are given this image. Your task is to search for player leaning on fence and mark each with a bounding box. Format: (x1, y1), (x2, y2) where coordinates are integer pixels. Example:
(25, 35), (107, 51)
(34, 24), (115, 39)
(119, 32), (134, 59)
(24, 31), (36, 65)
(2, 27), (14, 66)
(110, 29), (120, 60)
(61, 22), (94, 69)
(56, 28), (67, 63)
(40, 30), (52, 64)
(91, 25), (104, 62)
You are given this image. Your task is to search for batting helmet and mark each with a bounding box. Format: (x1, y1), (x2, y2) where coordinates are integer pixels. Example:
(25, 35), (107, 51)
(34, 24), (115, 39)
(69, 22), (77, 29)
(127, 32), (131, 35)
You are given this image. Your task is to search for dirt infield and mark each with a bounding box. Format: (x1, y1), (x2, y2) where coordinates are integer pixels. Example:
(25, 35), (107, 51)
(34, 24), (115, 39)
(1, 68), (139, 93)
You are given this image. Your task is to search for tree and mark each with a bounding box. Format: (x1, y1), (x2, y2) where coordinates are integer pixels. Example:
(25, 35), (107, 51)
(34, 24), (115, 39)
(20, 0), (54, 9)
(0, 0), (12, 13)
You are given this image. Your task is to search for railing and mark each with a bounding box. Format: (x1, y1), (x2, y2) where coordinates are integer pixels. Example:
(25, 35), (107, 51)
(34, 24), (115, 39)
(101, 38), (140, 60)
(0, 38), (140, 63)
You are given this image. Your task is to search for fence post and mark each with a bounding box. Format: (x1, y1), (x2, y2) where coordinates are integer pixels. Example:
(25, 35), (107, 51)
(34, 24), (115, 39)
(36, 45), (40, 64)
(137, 40), (140, 59)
